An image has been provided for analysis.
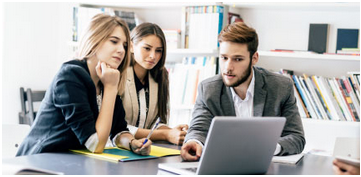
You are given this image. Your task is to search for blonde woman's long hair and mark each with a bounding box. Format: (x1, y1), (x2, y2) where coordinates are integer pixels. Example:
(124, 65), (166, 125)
(77, 13), (131, 96)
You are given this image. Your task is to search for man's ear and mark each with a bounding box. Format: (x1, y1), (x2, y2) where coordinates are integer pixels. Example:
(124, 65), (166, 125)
(251, 51), (259, 66)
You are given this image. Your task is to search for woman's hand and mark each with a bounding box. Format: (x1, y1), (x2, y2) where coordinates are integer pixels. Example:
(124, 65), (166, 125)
(166, 124), (188, 145)
(130, 138), (152, 155)
(95, 61), (120, 89)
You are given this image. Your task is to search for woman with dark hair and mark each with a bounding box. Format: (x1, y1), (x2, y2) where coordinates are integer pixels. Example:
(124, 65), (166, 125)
(17, 14), (151, 156)
(121, 22), (188, 145)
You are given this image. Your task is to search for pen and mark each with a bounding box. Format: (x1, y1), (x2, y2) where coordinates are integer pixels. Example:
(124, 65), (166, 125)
(142, 117), (161, 145)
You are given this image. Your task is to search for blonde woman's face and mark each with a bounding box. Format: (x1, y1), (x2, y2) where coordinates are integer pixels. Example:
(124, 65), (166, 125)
(132, 35), (163, 70)
(96, 26), (127, 69)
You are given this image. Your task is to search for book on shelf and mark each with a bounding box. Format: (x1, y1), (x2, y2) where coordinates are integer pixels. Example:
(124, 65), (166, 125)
(308, 24), (329, 54)
(282, 70), (360, 121)
(168, 56), (217, 107)
(337, 48), (360, 55)
(228, 12), (243, 24)
(303, 74), (329, 120)
(163, 29), (181, 49)
(293, 75), (317, 119)
(336, 29), (359, 52)
(279, 71), (309, 118)
(114, 10), (137, 31)
(73, 6), (104, 42)
(71, 145), (180, 162)
(184, 5), (224, 50)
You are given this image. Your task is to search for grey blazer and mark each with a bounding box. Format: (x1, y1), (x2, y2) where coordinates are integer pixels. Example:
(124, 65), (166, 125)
(185, 66), (305, 155)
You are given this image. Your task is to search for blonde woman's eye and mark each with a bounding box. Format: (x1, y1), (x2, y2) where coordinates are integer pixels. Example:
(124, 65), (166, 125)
(111, 40), (118, 44)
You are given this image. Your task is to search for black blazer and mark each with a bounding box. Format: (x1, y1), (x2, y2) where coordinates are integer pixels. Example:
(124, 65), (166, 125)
(16, 59), (128, 156)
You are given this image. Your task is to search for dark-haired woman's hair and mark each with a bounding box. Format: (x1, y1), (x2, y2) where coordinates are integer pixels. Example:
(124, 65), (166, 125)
(130, 22), (169, 123)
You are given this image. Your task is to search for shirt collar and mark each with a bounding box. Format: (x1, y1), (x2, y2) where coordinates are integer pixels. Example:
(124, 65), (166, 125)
(230, 69), (255, 102)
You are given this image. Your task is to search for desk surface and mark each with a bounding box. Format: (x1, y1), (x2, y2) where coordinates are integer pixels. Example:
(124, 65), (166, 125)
(3, 143), (335, 175)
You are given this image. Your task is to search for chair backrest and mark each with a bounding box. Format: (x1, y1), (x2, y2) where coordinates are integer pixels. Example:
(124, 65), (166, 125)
(19, 87), (27, 124)
(18, 87), (46, 125)
(2, 124), (31, 158)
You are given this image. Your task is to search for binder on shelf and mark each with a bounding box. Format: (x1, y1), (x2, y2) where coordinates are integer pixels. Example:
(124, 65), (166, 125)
(308, 24), (329, 54)
(336, 29), (359, 52)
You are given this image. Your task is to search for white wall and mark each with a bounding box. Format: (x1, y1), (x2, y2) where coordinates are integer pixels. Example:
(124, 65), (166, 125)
(232, 6), (360, 53)
(2, 2), (74, 124)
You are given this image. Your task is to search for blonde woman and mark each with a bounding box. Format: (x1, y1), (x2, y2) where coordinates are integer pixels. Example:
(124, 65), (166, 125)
(17, 14), (151, 156)
(122, 23), (188, 145)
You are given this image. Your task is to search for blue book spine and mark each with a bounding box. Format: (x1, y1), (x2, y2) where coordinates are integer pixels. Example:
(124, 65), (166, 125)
(217, 6), (224, 47)
(293, 75), (311, 117)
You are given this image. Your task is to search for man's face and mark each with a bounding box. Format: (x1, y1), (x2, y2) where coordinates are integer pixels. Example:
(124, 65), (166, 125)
(219, 41), (257, 87)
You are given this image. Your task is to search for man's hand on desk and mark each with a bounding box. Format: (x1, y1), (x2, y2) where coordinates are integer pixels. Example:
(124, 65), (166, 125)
(181, 141), (202, 161)
(166, 124), (188, 145)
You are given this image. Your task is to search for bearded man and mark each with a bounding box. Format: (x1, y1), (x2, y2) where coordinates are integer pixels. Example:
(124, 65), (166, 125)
(181, 22), (305, 161)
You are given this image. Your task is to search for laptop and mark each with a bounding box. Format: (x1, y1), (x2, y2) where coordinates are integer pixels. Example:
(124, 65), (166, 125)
(158, 117), (286, 175)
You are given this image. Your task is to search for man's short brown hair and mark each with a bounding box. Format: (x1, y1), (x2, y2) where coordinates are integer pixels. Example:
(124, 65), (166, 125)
(218, 22), (258, 59)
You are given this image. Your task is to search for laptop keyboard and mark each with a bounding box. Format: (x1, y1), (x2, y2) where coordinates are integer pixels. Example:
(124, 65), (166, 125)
(184, 167), (197, 173)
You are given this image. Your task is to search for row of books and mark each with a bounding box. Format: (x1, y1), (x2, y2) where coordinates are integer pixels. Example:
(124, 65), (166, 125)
(72, 6), (138, 42)
(183, 5), (224, 50)
(280, 70), (360, 121)
(167, 56), (217, 107)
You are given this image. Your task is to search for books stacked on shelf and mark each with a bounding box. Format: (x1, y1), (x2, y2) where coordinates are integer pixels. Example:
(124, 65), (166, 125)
(183, 5), (224, 50)
(73, 6), (138, 42)
(336, 48), (360, 56)
(114, 10), (137, 31)
(163, 30), (181, 49)
(73, 6), (115, 42)
(279, 70), (360, 122)
(168, 56), (217, 107)
(166, 56), (217, 127)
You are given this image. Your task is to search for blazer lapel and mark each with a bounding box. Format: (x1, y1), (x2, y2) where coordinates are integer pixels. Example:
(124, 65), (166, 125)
(253, 67), (266, 117)
(126, 67), (139, 125)
(221, 85), (236, 116)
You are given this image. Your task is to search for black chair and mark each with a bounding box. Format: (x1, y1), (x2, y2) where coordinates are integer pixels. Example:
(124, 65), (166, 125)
(19, 87), (46, 125)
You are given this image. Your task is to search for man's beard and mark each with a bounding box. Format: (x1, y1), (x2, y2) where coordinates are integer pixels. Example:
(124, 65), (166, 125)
(223, 60), (252, 87)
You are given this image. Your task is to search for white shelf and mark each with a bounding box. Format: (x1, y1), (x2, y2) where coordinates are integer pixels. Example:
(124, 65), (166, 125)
(167, 48), (218, 56)
(259, 51), (360, 61)
(79, 2), (222, 9)
(166, 49), (218, 62)
(226, 2), (360, 11)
